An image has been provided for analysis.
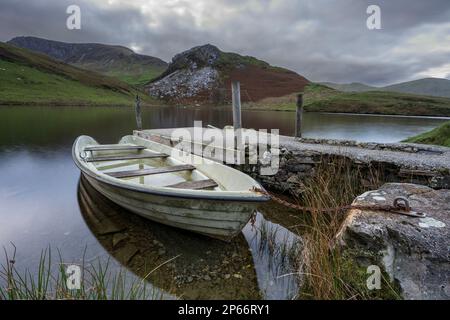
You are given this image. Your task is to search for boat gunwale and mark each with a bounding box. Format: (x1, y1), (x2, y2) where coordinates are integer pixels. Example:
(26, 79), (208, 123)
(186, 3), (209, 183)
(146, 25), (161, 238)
(72, 136), (270, 202)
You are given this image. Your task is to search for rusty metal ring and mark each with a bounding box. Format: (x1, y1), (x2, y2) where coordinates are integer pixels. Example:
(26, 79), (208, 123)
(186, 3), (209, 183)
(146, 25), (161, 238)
(393, 196), (411, 212)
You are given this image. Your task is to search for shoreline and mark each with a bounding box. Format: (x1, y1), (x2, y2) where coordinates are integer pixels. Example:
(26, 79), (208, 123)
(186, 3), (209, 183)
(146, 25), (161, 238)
(313, 111), (450, 120)
(2, 101), (450, 119)
(242, 106), (450, 118)
(0, 101), (166, 108)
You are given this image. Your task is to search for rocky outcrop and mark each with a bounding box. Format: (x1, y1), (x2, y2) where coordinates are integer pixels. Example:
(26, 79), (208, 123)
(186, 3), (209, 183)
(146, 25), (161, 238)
(336, 183), (450, 300)
(146, 45), (223, 103)
(153, 44), (221, 81)
(146, 44), (308, 104)
(148, 66), (219, 100)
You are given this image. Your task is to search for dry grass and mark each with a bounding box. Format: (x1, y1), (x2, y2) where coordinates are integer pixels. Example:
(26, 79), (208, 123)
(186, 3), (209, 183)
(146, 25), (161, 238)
(292, 157), (400, 299)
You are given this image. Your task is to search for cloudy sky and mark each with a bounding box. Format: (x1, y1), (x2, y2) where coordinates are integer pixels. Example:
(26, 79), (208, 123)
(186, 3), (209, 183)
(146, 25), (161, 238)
(0, 0), (449, 85)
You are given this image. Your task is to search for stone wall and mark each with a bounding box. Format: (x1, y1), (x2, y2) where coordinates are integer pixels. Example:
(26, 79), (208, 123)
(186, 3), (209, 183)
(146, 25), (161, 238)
(135, 130), (450, 193)
(236, 138), (450, 194)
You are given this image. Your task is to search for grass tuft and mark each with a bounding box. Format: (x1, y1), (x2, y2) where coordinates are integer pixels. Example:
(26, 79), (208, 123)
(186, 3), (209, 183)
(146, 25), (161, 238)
(0, 245), (164, 300)
(291, 156), (401, 299)
(403, 121), (450, 147)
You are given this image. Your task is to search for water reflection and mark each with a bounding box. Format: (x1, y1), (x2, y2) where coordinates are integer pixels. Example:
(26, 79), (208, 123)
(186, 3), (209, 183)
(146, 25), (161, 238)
(0, 106), (447, 149)
(78, 175), (301, 299)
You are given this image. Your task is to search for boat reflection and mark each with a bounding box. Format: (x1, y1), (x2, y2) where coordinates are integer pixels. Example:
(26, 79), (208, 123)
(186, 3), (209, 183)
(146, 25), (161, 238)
(77, 175), (261, 299)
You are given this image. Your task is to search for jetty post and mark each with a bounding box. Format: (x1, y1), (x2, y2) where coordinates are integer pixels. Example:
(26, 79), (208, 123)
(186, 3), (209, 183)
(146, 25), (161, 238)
(295, 93), (303, 138)
(231, 81), (242, 130)
(135, 94), (142, 131)
(231, 81), (243, 164)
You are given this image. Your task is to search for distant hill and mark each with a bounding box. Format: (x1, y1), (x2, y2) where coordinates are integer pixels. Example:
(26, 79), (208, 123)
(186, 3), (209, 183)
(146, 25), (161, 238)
(146, 44), (309, 104)
(322, 78), (450, 98)
(244, 83), (450, 117)
(320, 82), (377, 92)
(0, 42), (153, 106)
(383, 78), (450, 98)
(7, 36), (168, 86)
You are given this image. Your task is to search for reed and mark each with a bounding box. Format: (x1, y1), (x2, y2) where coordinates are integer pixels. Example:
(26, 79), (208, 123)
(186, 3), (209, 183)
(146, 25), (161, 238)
(0, 245), (164, 300)
(293, 156), (400, 299)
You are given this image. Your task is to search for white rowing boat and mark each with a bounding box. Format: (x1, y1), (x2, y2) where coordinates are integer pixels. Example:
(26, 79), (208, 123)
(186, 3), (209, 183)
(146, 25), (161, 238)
(72, 134), (269, 240)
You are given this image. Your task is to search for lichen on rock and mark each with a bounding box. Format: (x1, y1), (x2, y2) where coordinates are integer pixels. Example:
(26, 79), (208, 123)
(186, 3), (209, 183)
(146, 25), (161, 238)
(335, 183), (450, 299)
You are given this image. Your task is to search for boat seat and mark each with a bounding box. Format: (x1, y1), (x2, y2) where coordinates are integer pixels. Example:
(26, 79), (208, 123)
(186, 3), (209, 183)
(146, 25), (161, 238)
(106, 165), (195, 178)
(85, 153), (168, 162)
(84, 144), (145, 152)
(166, 179), (218, 190)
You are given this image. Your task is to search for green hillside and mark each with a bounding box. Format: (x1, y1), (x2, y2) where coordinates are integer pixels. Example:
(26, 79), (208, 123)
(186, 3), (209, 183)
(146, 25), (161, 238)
(8, 36), (168, 87)
(305, 88), (450, 116)
(105, 67), (167, 87)
(403, 121), (450, 147)
(0, 42), (156, 106)
(215, 51), (290, 73)
(72, 59), (166, 87)
(244, 83), (450, 117)
(320, 82), (376, 92)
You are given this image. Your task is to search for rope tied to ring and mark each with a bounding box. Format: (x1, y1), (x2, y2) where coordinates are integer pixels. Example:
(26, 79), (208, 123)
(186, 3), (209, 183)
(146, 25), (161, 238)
(251, 187), (426, 218)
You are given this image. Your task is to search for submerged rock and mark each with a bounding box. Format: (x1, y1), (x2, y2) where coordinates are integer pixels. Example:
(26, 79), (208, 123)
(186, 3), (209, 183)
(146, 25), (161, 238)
(95, 221), (126, 235)
(115, 244), (139, 264)
(112, 233), (128, 248)
(336, 183), (449, 299)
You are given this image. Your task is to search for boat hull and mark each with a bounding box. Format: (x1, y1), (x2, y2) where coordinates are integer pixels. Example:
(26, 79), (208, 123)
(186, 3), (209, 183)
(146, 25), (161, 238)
(83, 174), (257, 240)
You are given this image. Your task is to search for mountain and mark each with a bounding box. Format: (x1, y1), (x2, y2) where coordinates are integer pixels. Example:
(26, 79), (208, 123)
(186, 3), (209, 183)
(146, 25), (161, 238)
(146, 44), (309, 104)
(7, 36), (168, 86)
(321, 78), (450, 98)
(382, 78), (450, 98)
(320, 82), (377, 92)
(0, 41), (153, 106)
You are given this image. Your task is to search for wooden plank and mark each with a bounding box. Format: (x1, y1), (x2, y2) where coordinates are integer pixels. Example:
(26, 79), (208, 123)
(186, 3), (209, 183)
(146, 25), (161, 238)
(86, 153), (168, 162)
(84, 145), (145, 152)
(107, 165), (195, 178)
(96, 160), (142, 171)
(166, 179), (218, 190)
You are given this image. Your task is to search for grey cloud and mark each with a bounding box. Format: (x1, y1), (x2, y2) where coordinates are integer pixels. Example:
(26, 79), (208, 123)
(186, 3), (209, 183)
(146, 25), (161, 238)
(0, 0), (449, 85)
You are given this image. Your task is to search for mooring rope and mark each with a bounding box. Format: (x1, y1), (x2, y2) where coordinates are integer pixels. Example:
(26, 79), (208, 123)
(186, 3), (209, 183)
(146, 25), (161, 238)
(251, 187), (425, 218)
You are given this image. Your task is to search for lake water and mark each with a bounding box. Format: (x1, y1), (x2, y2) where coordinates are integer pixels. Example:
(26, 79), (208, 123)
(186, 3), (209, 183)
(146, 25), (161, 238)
(0, 105), (447, 299)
